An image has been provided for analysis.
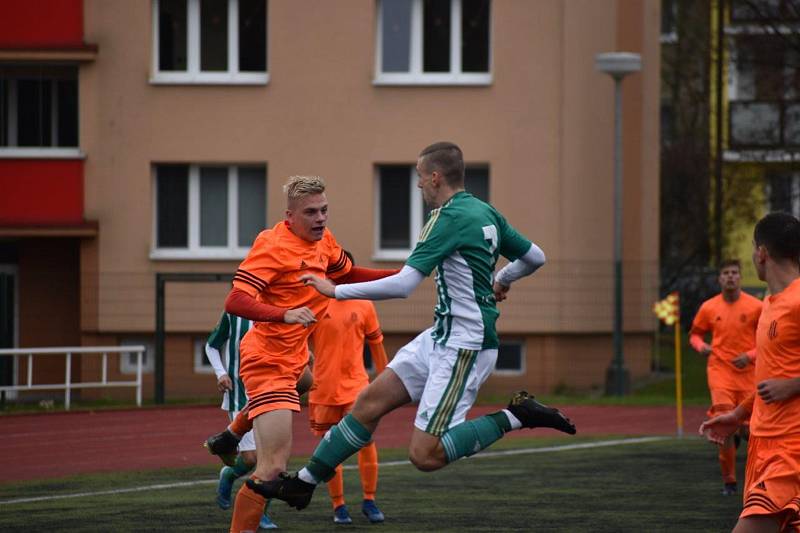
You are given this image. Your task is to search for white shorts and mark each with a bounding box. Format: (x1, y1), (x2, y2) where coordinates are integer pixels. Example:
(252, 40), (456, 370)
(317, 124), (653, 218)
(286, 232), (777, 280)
(228, 411), (256, 452)
(387, 327), (497, 437)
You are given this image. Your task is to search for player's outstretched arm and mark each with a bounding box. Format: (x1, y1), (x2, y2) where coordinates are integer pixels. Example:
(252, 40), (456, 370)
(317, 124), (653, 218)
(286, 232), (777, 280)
(299, 274), (336, 297)
(303, 266), (425, 301)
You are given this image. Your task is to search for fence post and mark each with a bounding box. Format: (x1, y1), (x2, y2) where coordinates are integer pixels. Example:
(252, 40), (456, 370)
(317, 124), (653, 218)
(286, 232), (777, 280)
(136, 349), (143, 407)
(65, 352), (72, 411)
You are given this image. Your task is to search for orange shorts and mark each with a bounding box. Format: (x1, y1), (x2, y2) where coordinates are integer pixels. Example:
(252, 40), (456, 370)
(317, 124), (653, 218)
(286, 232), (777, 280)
(708, 387), (752, 423)
(308, 402), (353, 436)
(239, 343), (309, 419)
(740, 434), (800, 529)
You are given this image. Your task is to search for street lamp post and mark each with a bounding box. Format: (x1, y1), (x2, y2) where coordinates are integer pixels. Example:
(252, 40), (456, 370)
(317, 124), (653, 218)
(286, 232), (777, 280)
(595, 52), (641, 396)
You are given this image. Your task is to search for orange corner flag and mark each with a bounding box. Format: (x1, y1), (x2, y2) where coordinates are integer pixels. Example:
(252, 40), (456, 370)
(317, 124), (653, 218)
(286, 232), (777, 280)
(652, 292), (680, 326)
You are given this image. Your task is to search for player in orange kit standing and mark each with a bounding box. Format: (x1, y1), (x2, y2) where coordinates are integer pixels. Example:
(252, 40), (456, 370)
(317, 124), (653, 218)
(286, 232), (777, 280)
(700, 212), (800, 532)
(223, 176), (397, 533)
(690, 259), (762, 496)
(308, 289), (389, 525)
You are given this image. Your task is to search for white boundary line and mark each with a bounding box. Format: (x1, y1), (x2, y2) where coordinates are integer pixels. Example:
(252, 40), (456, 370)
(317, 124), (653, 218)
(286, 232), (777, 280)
(0, 436), (669, 506)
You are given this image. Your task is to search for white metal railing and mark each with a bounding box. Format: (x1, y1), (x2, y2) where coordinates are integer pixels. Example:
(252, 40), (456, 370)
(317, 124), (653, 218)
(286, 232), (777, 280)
(0, 346), (145, 410)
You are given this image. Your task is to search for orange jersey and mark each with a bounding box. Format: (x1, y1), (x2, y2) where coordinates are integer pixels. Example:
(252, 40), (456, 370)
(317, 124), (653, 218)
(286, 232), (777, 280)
(751, 277), (800, 438)
(690, 292), (762, 392)
(308, 299), (384, 405)
(233, 221), (352, 359)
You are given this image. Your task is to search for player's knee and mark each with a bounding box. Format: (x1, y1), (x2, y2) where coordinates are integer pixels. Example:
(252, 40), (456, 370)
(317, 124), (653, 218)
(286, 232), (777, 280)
(408, 447), (445, 472)
(353, 388), (380, 422)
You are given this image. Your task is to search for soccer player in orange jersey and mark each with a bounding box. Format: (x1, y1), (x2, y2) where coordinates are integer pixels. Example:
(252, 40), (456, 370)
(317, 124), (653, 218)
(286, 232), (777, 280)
(223, 176), (397, 533)
(308, 293), (389, 524)
(690, 259), (762, 496)
(700, 212), (800, 533)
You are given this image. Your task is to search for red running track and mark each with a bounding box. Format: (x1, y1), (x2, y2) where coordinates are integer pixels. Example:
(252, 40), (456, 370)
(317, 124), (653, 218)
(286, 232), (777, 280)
(0, 404), (708, 483)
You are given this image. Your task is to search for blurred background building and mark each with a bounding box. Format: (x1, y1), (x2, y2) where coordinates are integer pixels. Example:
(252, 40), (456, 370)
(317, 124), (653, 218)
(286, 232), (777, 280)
(0, 0), (660, 403)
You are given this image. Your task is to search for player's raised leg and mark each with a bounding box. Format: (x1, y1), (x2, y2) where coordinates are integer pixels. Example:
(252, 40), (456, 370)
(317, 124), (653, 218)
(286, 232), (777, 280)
(248, 368), (411, 510)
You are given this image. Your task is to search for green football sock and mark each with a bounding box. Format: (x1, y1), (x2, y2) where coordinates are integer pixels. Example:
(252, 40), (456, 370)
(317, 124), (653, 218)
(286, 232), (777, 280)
(440, 412), (510, 463)
(305, 414), (372, 482)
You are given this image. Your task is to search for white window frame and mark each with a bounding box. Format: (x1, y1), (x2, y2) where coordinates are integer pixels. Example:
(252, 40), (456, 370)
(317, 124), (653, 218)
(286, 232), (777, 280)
(374, 0), (492, 86)
(373, 166), (424, 261)
(120, 338), (155, 375)
(193, 337), (215, 374)
(151, 0), (269, 85)
(151, 164), (265, 260)
(492, 339), (525, 376)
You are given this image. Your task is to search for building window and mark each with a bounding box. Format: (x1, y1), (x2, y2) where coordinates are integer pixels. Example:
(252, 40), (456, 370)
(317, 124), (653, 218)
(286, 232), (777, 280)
(767, 172), (800, 218)
(193, 337), (215, 374)
(0, 66), (79, 155)
(375, 164), (488, 259)
(152, 164), (266, 259)
(728, 35), (800, 148)
(153, 0), (268, 84)
(376, 0), (491, 85)
(120, 338), (155, 375)
(493, 340), (524, 375)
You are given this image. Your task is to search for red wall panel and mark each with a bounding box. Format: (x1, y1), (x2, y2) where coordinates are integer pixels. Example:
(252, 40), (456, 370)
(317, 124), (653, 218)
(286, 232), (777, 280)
(0, 160), (84, 224)
(0, 0), (84, 48)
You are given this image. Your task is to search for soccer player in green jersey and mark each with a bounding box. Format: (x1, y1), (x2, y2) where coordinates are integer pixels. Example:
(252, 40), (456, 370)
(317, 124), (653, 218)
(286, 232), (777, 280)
(246, 142), (577, 511)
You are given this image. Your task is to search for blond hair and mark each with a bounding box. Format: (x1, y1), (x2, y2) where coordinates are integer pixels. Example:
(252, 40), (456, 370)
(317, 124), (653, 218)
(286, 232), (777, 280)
(283, 175), (326, 203)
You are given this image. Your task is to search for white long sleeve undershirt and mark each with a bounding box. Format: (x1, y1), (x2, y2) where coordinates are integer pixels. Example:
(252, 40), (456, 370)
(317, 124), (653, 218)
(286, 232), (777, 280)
(494, 243), (546, 287)
(204, 343), (228, 379)
(335, 265), (425, 300)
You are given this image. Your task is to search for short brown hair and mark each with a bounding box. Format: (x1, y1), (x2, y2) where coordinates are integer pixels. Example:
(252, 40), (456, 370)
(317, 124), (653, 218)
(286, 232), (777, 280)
(419, 142), (464, 186)
(718, 259), (741, 273)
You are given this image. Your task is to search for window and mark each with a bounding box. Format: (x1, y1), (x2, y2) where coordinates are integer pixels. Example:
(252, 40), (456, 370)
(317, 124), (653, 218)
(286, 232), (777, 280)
(153, 0), (268, 84)
(120, 338), (155, 375)
(492, 340), (524, 375)
(729, 36), (800, 148)
(0, 66), (79, 156)
(376, 0), (491, 85)
(375, 164), (488, 259)
(193, 337), (215, 374)
(767, 172), (800, 218)
(660, 0), (678, 44)
(153, 164), (266, 259)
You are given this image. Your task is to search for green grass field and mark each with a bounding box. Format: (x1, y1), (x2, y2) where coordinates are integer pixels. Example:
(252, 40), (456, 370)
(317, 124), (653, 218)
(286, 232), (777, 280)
(0, 436), (744, 532)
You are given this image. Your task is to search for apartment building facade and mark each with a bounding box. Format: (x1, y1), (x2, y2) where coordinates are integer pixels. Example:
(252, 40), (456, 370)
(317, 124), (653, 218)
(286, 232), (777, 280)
(1, 0), (660, 403)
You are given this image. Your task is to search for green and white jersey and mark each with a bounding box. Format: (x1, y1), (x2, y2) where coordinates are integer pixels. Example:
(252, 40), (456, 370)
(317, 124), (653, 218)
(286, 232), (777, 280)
(406, 191), (531, 350)
(206, 312), (251, 413)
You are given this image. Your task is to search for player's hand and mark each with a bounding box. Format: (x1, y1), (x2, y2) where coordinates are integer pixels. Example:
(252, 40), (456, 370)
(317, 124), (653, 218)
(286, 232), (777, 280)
(284, 306), (317, 327)
(700, 345), (712, 356)
(493, 282), (510, 302)
(732, 353), (750, 369)
(757, 378), (800, 404)
(217, 374), (233, 392)
(299, 274), (336, 298)
(699, 410), (743, 445)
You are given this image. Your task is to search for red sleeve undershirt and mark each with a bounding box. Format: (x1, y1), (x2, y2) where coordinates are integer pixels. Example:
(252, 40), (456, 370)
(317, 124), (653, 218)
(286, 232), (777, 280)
(224, 288), (286, 323)
(336, 266), (400, 284)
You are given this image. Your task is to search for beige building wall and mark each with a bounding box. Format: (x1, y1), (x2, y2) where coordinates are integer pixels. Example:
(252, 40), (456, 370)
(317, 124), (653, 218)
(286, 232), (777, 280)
(80, 0), (660, 398)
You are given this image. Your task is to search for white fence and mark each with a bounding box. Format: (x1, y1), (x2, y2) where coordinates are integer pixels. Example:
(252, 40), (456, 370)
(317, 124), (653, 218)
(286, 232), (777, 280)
(0, 346), (145, 410)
